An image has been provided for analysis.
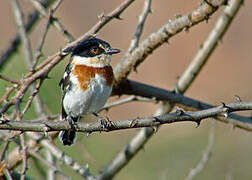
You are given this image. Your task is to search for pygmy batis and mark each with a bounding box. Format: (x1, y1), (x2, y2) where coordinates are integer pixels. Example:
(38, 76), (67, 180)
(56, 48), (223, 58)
(59, 38), (120, 146)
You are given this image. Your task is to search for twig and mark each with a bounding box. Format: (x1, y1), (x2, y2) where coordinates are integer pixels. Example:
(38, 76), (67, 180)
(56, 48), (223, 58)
(4, 131), (94, 179)
(175, 0), (243, 94)
(31, 11), (52, 70)
(44, 149), (55, 180)
(0, 0), (54, 69)
(0, 86), (15, 104)
(15, 99), (28, 180)
(10, 0), (46, 118)
(0, 141), (10, 161)
(114, 80), (252, 130)
(102, 95), (157, 110)
(28, 0), (74, 42)
(185, 121), (215, 180)
(0, 101), (252, 132)
(0, 74), (20, 84)
(103, 0), (243, 178)
(0, 0), (135, 115)
(28, 149), (64, 177)
(127, 0), (152, 53)
(113, 0), (227, 83)
(50, 0), (63, 12)
(3, 168), (13, 180)
(10, 0), (33, 69)
(29, 133), (94, 179)
(21, 78), (44, 115)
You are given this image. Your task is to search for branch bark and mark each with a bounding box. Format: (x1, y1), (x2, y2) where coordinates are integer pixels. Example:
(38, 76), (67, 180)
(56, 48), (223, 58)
(0, 101), (251, 132)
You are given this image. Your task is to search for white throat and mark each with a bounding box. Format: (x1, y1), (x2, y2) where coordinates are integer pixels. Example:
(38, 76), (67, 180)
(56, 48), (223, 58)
(72, 55), (111, 68)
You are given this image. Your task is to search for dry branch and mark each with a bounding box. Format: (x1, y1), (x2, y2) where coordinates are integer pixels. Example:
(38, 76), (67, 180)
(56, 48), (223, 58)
(102, 0), (244, 178)
(0, 0), (55, 69)
(114, 0), (228, 83)
(0, 101), (251, 132)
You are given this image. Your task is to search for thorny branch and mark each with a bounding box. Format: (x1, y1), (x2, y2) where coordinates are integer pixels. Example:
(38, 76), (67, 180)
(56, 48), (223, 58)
(0, 0), (248, 179)
(0, 0), (55, 68)
(127, 0), (152, 53)
(0, 0), (136, 115)
(28, 0), (74, 42)
(101, 0), (244, 179)
(0, 101), (251, 132)
(114, 0), (228, 83)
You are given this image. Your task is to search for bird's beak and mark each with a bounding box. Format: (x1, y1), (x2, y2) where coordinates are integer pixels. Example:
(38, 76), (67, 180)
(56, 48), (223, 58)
(106, 48), (120, 55)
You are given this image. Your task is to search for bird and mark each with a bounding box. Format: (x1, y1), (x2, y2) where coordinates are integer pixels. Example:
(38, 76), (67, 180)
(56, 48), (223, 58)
(59, 37), (120, 146)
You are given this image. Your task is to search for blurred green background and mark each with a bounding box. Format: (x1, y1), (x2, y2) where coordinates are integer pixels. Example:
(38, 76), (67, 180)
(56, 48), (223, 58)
(1, 0), (252, 179)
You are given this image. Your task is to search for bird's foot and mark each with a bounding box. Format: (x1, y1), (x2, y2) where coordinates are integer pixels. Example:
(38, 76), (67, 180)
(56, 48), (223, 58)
(93, 113), (112, 130)
(66, 116), (78, 130)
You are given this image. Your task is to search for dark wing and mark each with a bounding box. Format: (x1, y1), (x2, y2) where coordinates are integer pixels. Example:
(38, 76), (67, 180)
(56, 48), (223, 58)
(59, 63), (72, 120)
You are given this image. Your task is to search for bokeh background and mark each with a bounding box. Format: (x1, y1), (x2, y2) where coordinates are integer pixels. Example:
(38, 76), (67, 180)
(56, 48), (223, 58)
(1, 0), (252, 179)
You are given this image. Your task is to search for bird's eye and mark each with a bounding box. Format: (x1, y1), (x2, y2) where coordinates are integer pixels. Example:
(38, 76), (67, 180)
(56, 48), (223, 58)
(90, 47), (99, 55)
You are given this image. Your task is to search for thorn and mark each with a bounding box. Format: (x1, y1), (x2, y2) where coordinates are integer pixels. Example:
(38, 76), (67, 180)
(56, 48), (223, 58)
(204, 14), (210, 23)
(152, 126), (158, 132)
(196, 120), (201, 128)
(90, 33), (98, 38)
(220, 102), (226, 108)
(115, 15), (122, 20)
(234, 95), (242, 102)
(199, 43), (203, 49)
(223, 112), (228, 118)
(204, 0), (218, 10)
(174, 14), (182, 18)
(133, 66), (138, 73)
(130, 118), (138, 127)
(183, 26), (190, 32)
(98, 12), (105, 21)
(175, 109), (184, 116)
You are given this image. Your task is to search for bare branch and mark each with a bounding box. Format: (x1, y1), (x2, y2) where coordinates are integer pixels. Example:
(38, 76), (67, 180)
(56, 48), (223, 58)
(114, 0), (228, 83)
(28, 0), (74, 42)
(175, 0), (244, 94)
(0, 74), (20, 85)
(104, 0), (244, 177)
(0, 101), (251, 133)
(31, 11), (52, 69)
(0, 0), (55, 69)
(0, 0), (135, 115)
(127, 0), (152, 53)
(102, 95), (157, 111)
(10, 0), (33, 69)
(114, 80), (252, 131)
(28, 149), (65, 178)
(185, 121), (215, 180)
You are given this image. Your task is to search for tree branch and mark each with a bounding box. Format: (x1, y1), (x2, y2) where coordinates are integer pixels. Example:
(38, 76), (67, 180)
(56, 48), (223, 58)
(114, 79), (252, 131)
(185, 120), (215, 180)
(0, 101), (251, 132)
(0, 0), (55, 69)
(28, 0), (74, 42)
(113, 0), (228, 83)
(103, 0), (245, 177)
(0, 0), (135, 115)
(127, 0), (152, 53)
(175, 0), (243, 94)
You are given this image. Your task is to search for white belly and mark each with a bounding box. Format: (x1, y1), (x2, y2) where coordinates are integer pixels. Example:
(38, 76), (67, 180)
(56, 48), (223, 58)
(63, 74), (112, 118)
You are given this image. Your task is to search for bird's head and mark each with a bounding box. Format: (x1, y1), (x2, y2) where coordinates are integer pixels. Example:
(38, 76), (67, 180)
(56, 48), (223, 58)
(69, 38), (120, 67)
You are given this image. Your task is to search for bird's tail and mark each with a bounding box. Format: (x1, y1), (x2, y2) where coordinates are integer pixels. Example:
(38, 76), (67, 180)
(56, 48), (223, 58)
(59, 129), (76, 146)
